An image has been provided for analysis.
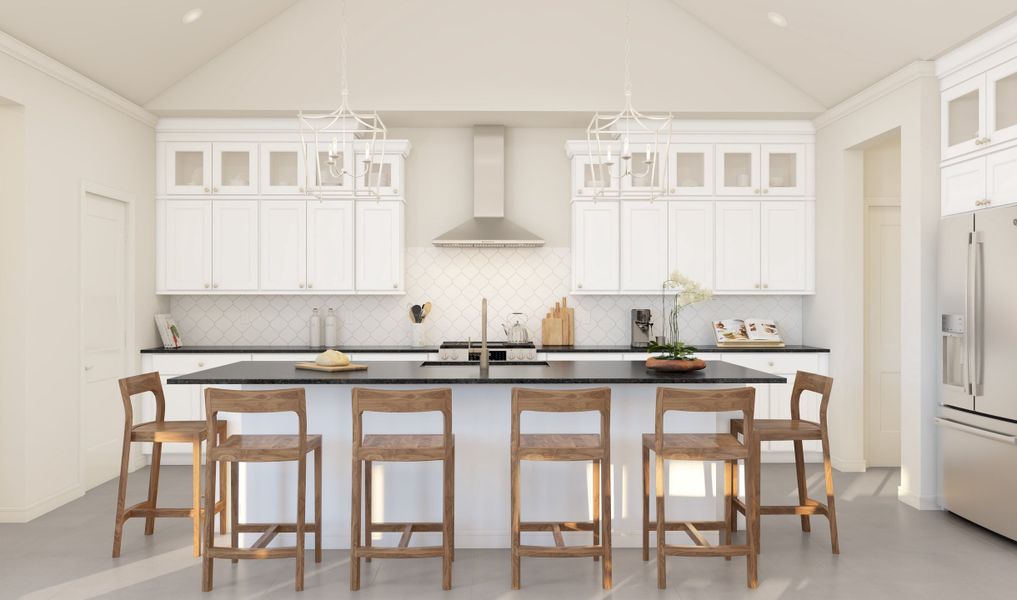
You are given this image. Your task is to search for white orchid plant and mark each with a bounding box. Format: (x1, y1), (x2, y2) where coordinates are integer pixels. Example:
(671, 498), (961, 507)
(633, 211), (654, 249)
(648, 271), (713, 360)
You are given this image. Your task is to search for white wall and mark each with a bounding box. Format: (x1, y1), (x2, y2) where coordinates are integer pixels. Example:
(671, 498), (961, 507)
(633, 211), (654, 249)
(808, 63), (940, 508)
(0, 42), (161, 521)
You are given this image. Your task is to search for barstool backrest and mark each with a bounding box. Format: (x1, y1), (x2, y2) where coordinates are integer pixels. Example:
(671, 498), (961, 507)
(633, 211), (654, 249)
(204, 387), (308, 453)
(511, 387), (612, 448)
(789, 371), (834, 424)
(351, 387), (453, 448)
(118, 372), (166, 426)
(654, 387), (755, 451)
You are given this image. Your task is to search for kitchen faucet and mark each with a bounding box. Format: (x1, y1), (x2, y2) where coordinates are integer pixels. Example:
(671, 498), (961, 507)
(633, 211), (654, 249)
(480, 298), (489, 371)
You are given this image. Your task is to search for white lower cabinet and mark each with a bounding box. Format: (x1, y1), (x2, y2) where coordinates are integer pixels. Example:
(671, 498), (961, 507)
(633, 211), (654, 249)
(160, 200), (212, 291)
(260, 200), (307, 291)
(211, 200), (259, 291)
(620, 201), (668, 292)
(306, 200), (354, 292)
(355, 201), (404, 292)
(572, 201), (619, 292)
(715, 202), (761, 291)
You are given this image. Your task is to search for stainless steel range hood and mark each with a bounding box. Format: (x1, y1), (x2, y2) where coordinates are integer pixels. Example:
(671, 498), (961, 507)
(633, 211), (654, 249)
(432, 125), (545, 248)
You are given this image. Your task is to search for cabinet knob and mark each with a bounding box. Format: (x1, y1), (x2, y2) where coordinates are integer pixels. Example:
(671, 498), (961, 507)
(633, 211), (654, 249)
(204, 283), (210, 289)
(299, 283), (305, 288)
(392, 283), (398, 289)
(577, 282), (583, 289)
(213, 283), (219, 289)
(203, 187), (210, 193)
(754, 188), (761, 195)
(198, 361), (205, 368)
(763, 283), (769, 289)
(212, 186), (219, 193)
(768, 361), (774, 367)
(754, 283), (760, 289)
(299, 186), (305, 193)
(763, 188), (769, 194)
(393, 188), (399, 194)
(307, 283), (313, 289)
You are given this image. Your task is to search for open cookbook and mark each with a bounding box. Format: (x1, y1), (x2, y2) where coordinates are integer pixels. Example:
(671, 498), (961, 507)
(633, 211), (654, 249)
(712, 319), (785, 347)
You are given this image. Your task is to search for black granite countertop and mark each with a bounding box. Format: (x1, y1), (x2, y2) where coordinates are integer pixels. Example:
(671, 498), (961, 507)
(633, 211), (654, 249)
(143, 344), (828, 354)
(541, 345), (829, 353)
(168, 360), (785, 386)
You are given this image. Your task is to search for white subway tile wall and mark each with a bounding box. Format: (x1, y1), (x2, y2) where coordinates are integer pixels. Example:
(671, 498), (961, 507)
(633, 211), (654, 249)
(169, 247), (803, 347)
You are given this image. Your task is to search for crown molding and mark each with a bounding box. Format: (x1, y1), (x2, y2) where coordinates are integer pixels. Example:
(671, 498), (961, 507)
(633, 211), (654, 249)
(0, 30), (157, 127)
(936, 15), (1017, 80)
(813, 61), (936, 130)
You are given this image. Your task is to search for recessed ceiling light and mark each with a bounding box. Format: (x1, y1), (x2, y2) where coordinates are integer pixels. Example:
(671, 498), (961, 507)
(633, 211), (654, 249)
(767, 11), (788, 28)
(182, 8), (203, 24)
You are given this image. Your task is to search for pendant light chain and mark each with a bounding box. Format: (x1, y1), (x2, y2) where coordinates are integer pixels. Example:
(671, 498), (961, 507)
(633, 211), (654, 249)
(340, 0), (349, 101)
(623, 0), (632, 100)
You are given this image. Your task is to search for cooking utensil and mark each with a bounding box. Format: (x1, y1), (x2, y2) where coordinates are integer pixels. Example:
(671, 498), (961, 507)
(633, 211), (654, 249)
(421, 302), (432, 319)
(411, 304), (423, 323)
(409, 306), (417, 323)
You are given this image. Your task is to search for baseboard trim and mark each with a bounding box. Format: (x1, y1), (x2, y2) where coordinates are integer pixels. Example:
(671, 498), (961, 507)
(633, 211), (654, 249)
(831, 456), (867, 473)
(0, 483), (84, 523)
(897, 488), (941, 511)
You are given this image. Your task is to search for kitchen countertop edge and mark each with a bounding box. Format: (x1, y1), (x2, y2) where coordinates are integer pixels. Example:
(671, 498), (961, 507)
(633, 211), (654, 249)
(143, 344), (829, 354)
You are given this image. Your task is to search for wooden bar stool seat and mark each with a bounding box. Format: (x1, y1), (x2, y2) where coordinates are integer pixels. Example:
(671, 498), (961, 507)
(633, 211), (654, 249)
(202, 388), (322, 593)
(350, 388), (455, 591)
(729, 371), (839, 555)
(511, 387), (612, 590)
(112, 373), (228, 559)
(642, 387), (759, 590)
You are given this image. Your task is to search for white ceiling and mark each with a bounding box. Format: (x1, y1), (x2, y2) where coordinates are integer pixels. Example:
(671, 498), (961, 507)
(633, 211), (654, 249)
(670, 0), (1017, 107)
(0, 0), (297, 104)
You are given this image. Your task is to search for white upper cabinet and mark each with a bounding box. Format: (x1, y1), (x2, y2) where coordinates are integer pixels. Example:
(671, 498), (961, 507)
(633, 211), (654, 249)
(260, 142), (306, 195)
(942, 157), (987, 215)
(572, 201), (619, 292)
(667, 144), (713, 196)
(668, 201), (714, 289)
(305, 142), (354, 196)
(572, 152), (619, 197)
(211, 143), (258, 195)
(260, 200), (307, 291)
(306, 200), (354, 292)
(160, 200), (212, 291)
(986, 146), (1017, 210)
(987, 57), (1017, 148)
(356, 150), (403, 198)
(942, 77), (987, 160)
(211, 200), (259, 291)
(165, 142), (212, 195)
(355, 201), (404, 292)
(761, 144), (806, 196)
(620, 148), (665, 196)
(714, 201), (761, 291)
(620, 200), (668, 291)
(760, 202), (809, 291)
(715, 144), (761, 196)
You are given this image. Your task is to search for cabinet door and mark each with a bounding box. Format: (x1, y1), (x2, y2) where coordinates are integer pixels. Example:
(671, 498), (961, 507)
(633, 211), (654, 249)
(667, 144), (713, 196)
(355, 201), (404, 292)
(572, 154), (619, 197)
(760, 202), (808, 292)
(668, 201), (714, 289)
(305, 142), (354, 196)
(165, 142), (212, 195)
(986, 145), (1017, 210)
(260, 200), (307, 291)
(942, 76), (986, 161)
(357, 152), (403, 197)
(572, 201), (619, 292)
(621, 149), (665, 196)
(211, 142), (258, 195)
(941, 157), (986, 216)
(987, 58), (1017, 148)
(211, 200), (259, 291)
(715, 144), (760, 196)
(714, 201), (760, 291)
(260, 142), (306, 195)
(761, 144), (806, 196)
(307, 200), (354, 292)
(620, 200), (668, 291)
(161, 200), (212, 291)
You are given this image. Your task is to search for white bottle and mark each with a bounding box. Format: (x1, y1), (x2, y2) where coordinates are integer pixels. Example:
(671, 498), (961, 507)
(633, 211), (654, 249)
(324, 308), (339, 347)
(309, 308), (322, 347)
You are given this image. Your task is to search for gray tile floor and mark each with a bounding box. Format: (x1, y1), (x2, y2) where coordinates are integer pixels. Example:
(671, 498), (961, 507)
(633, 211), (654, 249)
(2, 465), (1016, 599)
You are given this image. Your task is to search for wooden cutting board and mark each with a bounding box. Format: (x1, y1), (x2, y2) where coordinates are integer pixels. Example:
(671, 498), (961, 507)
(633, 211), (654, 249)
(295, 362), (368, 372)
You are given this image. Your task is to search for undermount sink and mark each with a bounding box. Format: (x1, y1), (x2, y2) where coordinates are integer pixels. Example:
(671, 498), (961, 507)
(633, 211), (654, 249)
(420, 361), (550, 367)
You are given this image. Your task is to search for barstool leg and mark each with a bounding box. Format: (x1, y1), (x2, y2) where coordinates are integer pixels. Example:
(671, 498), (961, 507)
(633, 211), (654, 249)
(295, 455), (306, 592)
(364, 460), (372, 563)
(201, 458), (216, 592)
(230, 462), (239, 564)
(191, 441), (202, 557)
(822, 433), (840, 554)
(600, 455), (612, 590)
(314, 446), (323, 564)
(641, 446), (650, 561)
(793, 440), (811, 532)
(145, 442), (163, 535)
(218, 425), (228, 535)
(730, 458), (740, 532)
(450, 449), (455, 562)
(655, 452), (666, 590)
(746, 453), (760, 589)
(723, 460), (734, 561)
(592, 459), (600, 562)
(510, 455), (521, 590)
(442, 452), (453, 590)
(350, 456), (362, 591)
(111, 436), (131, 558)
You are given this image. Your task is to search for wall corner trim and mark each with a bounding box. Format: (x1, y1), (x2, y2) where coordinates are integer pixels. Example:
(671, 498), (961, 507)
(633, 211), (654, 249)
(813, 61), (937, 130)
(897, 487), (942, 511)
(0, 483), (84, 523)
(0, 30), (157, 127)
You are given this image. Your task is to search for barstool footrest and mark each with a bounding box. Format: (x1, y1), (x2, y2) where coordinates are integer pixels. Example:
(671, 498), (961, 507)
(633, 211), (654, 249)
(206, 546), (297, 560)
(369, 521), (443, 533)
(733, 497), (830, 518)
(518, 544), (604, 558)
(519, 520), (596, 532)
(359, 546), (445, 559)
(648, 520), (728, 532)
(235, 522), (302, 533)
(662, 543), (751, 558)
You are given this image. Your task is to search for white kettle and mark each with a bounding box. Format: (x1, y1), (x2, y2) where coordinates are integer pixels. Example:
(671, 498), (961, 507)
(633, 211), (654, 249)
(502, 312), (530, 343)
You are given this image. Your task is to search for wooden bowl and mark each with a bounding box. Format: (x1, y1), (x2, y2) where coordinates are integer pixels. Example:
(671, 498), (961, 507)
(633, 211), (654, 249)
(645, 357), (707, 372)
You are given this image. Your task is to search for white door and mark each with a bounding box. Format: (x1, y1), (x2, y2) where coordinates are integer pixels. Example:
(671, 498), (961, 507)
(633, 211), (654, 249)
(260, 200), (306, 291)
(572, 153), (619, 197)
(161, 200), (212, 291)
(667, 201), (714, 288)
(986, 57), (1017, 147)
(942, 76), (986, 161)
(260, 142), (306, 195)
(941, 157), (986, 215)
(165, 142), (211, 195)
(620, 200), (668, 291)
(307, 200), (355, 292)
(212, 142), (258, 195)
(212, 200), (259, 291)
(761, 144), (806, 196)
(355, 201), (404, 292)
(81, 192), (129, 489)
(714, 201), (760, 291)
(986, 145), (1017, 209)
(667, 144), (713, 196)
(572, 201), (619, 292)
(865, 205), (901, 466)
(715, 144), (760, 196)
(760, 202), (808, 291)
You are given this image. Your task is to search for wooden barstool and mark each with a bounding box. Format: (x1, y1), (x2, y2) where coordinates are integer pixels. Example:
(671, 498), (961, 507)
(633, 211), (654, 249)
(641, 386), (759, 589)
(730, 371), (839, 554)
(201, 388), (322, 592)
(510, 387), (612, 590)
(350, 387), (455, 591)
(112, 372), (227, 558)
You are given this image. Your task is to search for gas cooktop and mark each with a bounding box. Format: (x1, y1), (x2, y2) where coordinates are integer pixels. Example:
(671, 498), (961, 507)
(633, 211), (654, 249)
(437, 340), (537, 361)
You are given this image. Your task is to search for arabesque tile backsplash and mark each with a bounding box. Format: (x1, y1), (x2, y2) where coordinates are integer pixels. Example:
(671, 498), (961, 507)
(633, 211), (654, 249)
(169, 247), (803, 347)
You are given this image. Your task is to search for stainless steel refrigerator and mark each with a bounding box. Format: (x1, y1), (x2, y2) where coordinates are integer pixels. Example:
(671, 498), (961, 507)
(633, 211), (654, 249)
(938, 204), (1017, 541)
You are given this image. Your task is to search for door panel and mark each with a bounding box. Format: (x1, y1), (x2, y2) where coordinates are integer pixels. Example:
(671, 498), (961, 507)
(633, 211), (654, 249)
(973, 205), (1017, 421)
(668, 201), (714, 288)
(760, 202), (807, 291)
(620, 201), (668, 291)
(714, 201), (760, 291)
(939, 213), (975, 411)
(572, 202), (619, 291)
(355, 201), (403, 291)
(162, 200), (212, 291)
(942, 158), (986, 216)
(307, 200), (354, 291)
(260, 200), (306, 291)
(865, 206), (901, 466)
(986, 146), (1017, 209)
(212, 201), (259, 291)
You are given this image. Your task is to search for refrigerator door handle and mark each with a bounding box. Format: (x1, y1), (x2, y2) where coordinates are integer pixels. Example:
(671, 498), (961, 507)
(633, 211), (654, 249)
(936, 418), (1017, 445)
(970, 231), (984, 395)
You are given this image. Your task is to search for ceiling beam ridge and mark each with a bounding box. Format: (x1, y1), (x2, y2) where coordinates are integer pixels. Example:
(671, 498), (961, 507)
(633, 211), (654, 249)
(0, 29), (157, 127)
(812, 61), (936, 130)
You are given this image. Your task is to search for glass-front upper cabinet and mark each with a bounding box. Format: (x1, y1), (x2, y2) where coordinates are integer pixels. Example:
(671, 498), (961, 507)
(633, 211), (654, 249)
(305, 142), (354, 195)
(667, 144), (713, 196)
(621, 147), (664, 195)
(165, 142), (212, 195)
(572, 152), (619, 197)
(356, 149), (403, 197)
(260, 142), (306, 195)
(942, 77), (986, 160)
(761, 144), (806, 196)
(715, 144), (760, 196)
(212, 143), (258, 195)
(988, 57), (1017, 147)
